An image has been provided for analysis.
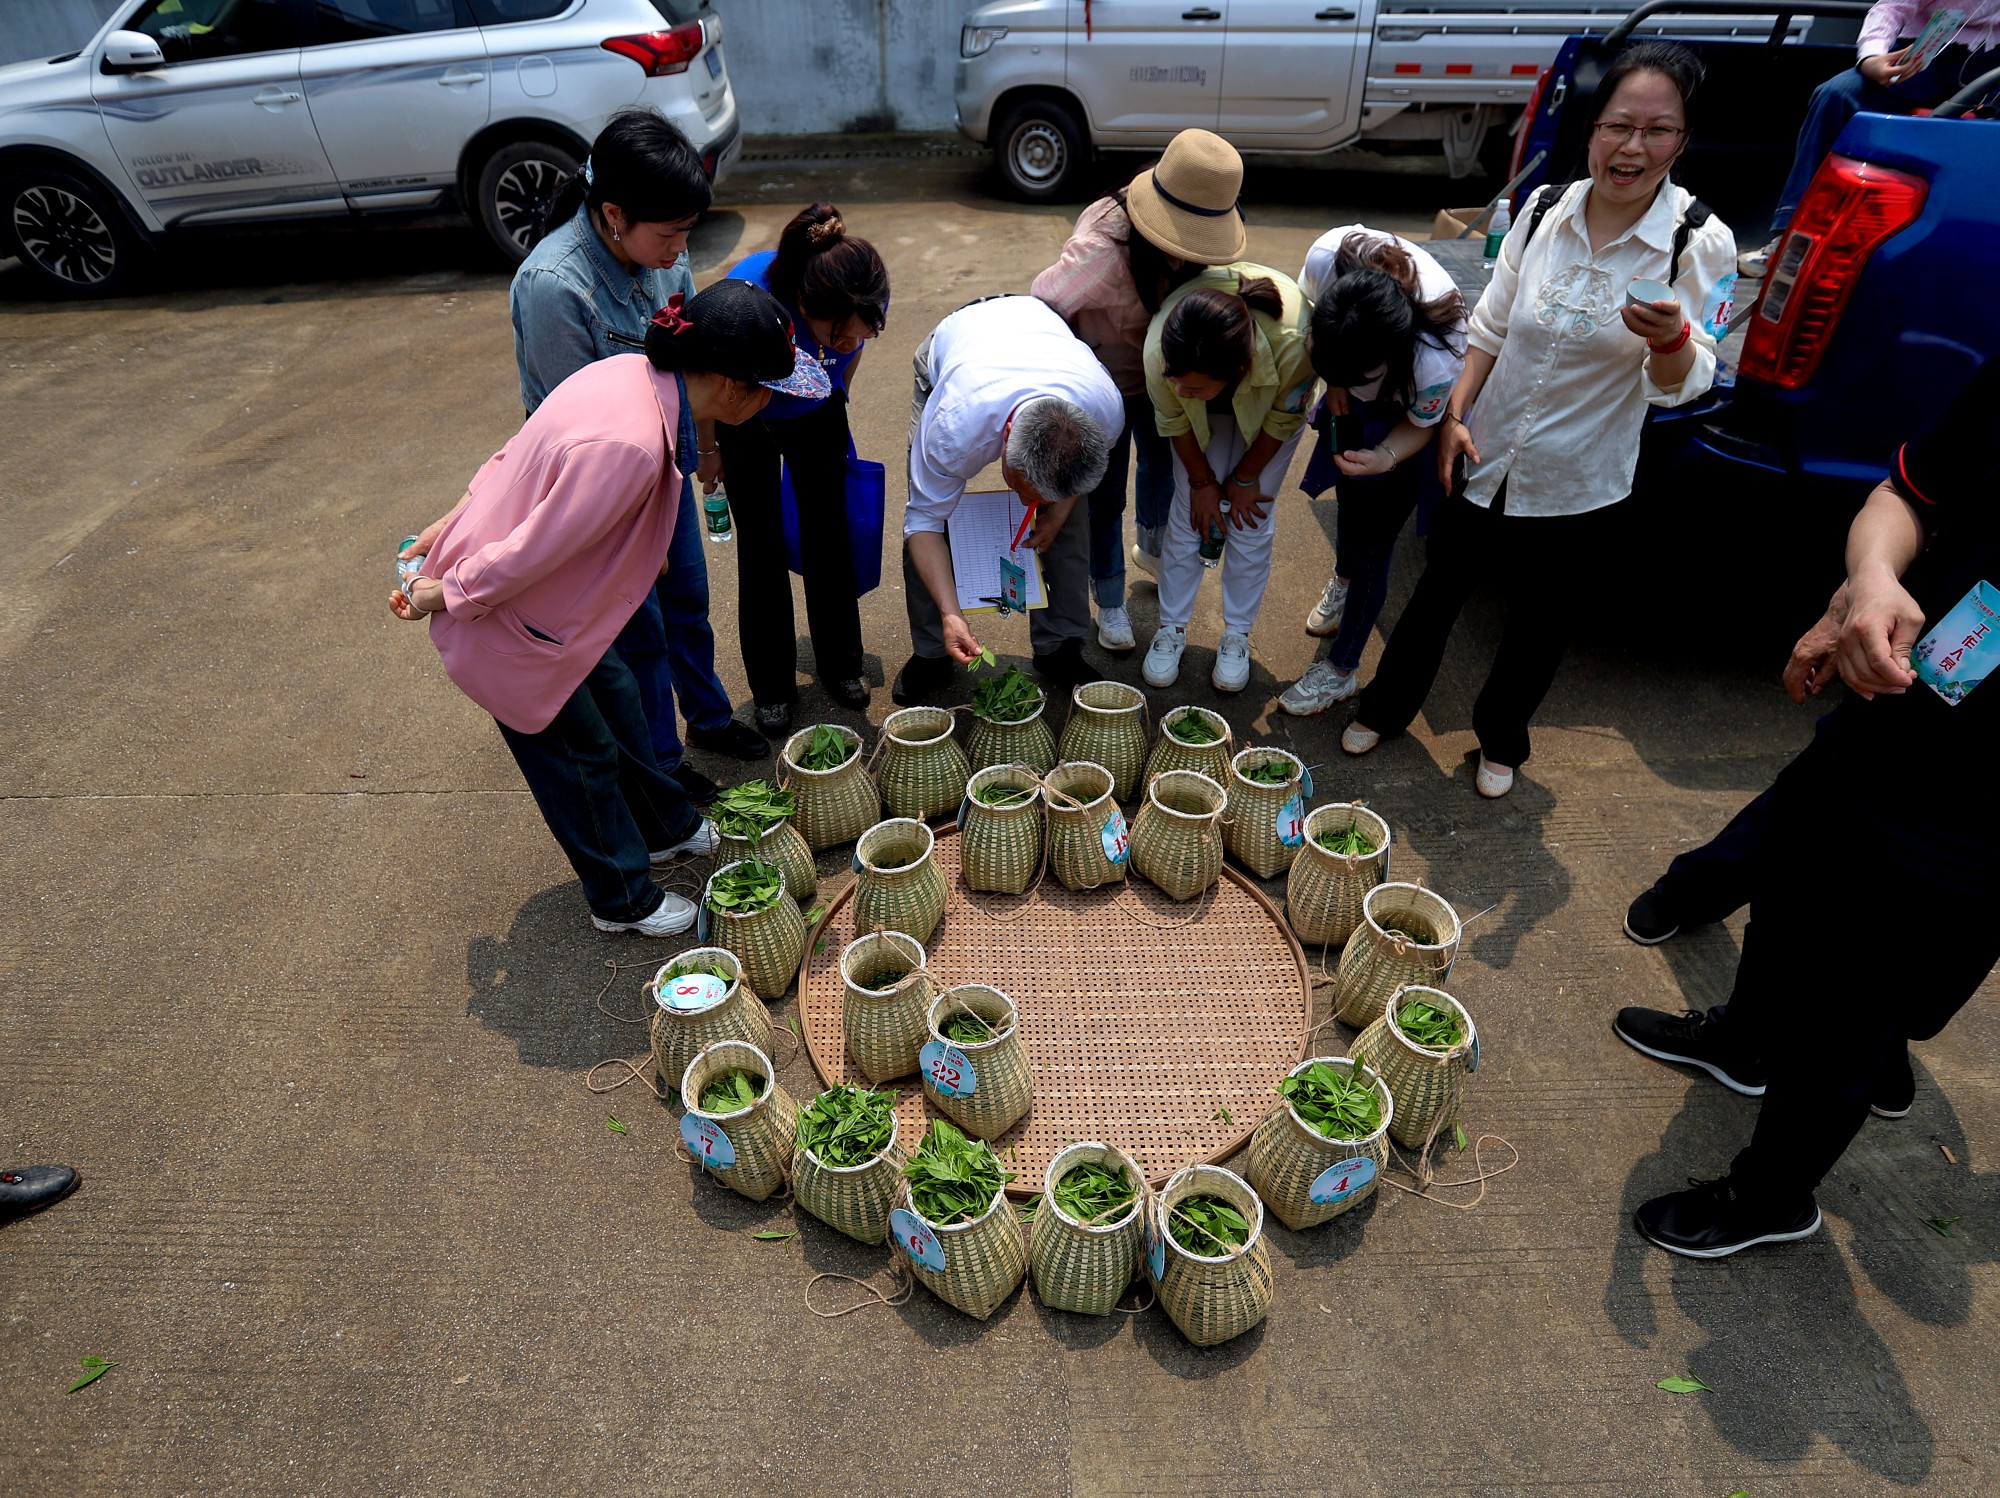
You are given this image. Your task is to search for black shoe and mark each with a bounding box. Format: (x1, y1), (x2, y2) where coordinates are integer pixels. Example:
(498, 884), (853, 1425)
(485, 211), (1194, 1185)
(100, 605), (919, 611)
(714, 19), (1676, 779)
(686, 719), (770, 760)
(1871, 1048), (1915, 1119)
(892, 653), (954, 706)
(1624, 888), (1681, 945)
(1, 1165), (81, 1223)
(1032, 638), (1099, 693)
(665, 762), (718, 805)
(1613, 1006), (1768, 1096)
(828, 677), (872, 710)
(754, 700), (794, 737)
(1634, 1175), (1822, 1259)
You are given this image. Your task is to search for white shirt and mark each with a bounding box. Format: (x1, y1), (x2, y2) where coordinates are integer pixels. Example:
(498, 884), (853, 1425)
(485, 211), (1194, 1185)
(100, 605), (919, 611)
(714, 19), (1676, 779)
(1298, 225), (1466, 425)
(905, 295), (1125, 536)
(1463, 179), (1737, 516)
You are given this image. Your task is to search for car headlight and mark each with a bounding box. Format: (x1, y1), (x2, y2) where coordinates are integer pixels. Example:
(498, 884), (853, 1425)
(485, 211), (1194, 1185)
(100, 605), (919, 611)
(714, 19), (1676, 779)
(960, 24), (1007, 58)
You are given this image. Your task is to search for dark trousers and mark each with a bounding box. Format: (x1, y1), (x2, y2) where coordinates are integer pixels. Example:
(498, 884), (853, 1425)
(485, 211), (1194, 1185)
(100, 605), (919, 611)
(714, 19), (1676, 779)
(1318, 405), (1428, 675)
(714, 391), (865, 705)
(495, 648), (702, 923)
(1355, 487), (1624, 769)
(1650, 787), (1771, 926)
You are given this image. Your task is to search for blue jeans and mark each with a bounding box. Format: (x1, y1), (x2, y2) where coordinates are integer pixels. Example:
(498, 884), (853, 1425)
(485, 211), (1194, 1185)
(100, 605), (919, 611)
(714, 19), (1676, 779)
(614, 474), (736, 769)
(1088, 391), (1174, 607)
(494, 647), (702, 923)
(1316, 404), (1433, 674)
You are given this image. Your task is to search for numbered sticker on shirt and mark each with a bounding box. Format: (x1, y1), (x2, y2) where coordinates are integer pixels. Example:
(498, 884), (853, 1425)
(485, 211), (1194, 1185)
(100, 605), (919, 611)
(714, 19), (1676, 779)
(1700, 271), (1739, 341)
(1101, 808), (1131, 865)
(680, 1113), (737, 1170)
(1410, 381), (1453, 423)
(1309, 1156), (1378, 1206)
(657, 971), (727, 1014)
(1911, 580), (1999, 706)
(889, 1207), (947, 1272)
(919, 1040), (979, 1098)
(997, 553), (1028, 613)
(1276, 794), (1306, 848)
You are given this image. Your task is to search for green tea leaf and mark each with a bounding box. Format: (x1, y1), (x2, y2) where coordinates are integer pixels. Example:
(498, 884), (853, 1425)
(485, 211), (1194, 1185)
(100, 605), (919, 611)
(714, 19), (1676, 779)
(977, 646), (997, 670)
(903, 1120), (1011, 1225)
(605, 1115), (628, 1135)
(1051, 1160), (1138, 1226)
(1727, 1490), (1750, 1497)
(1166, 710), (1221, 745)
(1315, 822), (1378, 856)
(969, 663), (1043, 722)
(1167, 1195), (1251, 1254)
(1455, 1124), (1469, 1152)
(66, 1356), (118, 1394)
(789, 1015), (802, 1039)
(1395, 999), (1464, 1050)
(1278, 1061), (1381, 1141)
(706, 860), (786, 915)
(711, 779), (796, 839)
(699, 1068), (766, 1114)
(814, 937), (829, 955)
(1925, 1216), (1961, 1237)
(1211, 1107), (1234, 1124)
(1657, 1374), (1712, 1394)
(795, 1085), (897, 1168)
(1240, 756), (1297, 785)
(805, 902), (828, 926)
(753, 1230), (795, 1243)
(795, 724), (855, 771)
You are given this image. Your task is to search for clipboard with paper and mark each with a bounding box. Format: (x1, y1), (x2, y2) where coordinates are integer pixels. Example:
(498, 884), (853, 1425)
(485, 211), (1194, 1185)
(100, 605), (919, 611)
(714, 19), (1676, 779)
(948, 488), (1047, 615)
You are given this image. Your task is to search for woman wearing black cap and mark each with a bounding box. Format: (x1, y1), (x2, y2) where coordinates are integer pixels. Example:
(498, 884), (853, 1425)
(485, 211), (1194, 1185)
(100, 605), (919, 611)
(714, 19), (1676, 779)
(389, 281), (829, 938)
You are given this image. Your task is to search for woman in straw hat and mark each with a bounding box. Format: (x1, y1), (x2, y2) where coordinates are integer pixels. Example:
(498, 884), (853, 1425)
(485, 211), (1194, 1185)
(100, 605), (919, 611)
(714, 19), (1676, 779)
(1031, 129), (1245, 654)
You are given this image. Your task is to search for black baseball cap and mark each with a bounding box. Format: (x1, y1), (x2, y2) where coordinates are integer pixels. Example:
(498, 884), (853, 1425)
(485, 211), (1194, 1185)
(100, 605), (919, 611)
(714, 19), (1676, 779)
(648, 279), (830, 399)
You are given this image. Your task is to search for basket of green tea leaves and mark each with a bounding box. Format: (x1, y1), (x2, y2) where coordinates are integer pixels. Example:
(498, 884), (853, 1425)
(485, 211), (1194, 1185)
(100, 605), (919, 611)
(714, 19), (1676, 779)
(1057, 680), (1150, 802)
(649, 947), (771, 1095)
(919, 985), (1032, 1140)
(1352, 986), (1478, 1150)
(874, 706), (970, 823)
(1042, 760), (1130, 891)
(852, 817), (949, 945)
(678, 1040), (799, 1203)
(1129, 769), (1228, 902)
(966, 663), (1056, 776)
(791, 1084), (905, 1245)
(1149, 1164), (1275, 1346)
(1223, 746), (1310, 880)
(711, 779), (817, 902)
(1246, 1056), (1394, 1230)
(840, 930), (932, 1083)
(1143, 706), (1234, 789)
(700, 859), (809, 1001)
(960, 763), (1045, 895)
(1333, 882), (1461, 1028)
(1028, 1141), (1149, 1316)
(1286, 803), (1391, 948)
(780, 723), (880, 851)
(890, 1120), (1027, 1320)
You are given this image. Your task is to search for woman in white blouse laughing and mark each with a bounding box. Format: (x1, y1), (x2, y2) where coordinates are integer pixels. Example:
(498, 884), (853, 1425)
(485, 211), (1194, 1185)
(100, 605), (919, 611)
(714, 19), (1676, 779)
(1341, 41), (1737, 798)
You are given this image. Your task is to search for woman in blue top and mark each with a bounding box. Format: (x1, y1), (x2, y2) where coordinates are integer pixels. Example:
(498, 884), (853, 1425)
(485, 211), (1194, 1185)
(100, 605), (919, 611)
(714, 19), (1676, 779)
(719, 203), (890, 734)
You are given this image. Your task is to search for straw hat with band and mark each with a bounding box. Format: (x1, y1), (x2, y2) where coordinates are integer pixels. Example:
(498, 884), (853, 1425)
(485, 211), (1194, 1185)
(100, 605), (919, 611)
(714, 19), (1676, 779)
(646, 279), (832, 401)
(1124, 129), (1246, 266)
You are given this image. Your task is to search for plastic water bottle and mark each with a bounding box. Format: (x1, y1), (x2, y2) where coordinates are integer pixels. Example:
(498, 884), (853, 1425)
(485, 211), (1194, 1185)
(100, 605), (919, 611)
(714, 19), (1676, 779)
(394, 534), (425, 596)
(703, 485), (733, 544)
(1199, 500), (1229, 569)
(1482, 198), (1512, 272)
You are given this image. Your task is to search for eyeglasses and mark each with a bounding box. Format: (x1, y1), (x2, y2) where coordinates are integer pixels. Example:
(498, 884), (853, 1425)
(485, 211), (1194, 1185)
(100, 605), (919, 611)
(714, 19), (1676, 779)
(1593, 121), (1686, 148)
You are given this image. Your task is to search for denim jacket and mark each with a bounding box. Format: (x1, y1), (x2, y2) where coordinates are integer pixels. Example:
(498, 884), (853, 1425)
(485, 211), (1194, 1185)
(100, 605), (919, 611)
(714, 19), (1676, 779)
(509, 203), (696, 415)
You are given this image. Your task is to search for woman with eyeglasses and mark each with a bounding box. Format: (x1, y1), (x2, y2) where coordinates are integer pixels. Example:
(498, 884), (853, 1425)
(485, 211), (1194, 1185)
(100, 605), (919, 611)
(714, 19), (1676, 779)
(1340, 41), (1737, 798)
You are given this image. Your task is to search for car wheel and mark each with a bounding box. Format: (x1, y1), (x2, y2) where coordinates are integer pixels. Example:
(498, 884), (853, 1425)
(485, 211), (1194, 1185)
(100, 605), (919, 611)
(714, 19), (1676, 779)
(475, 139), (581, 263)
(3, 168), (143, 296)
(994, 99), (1087, 202)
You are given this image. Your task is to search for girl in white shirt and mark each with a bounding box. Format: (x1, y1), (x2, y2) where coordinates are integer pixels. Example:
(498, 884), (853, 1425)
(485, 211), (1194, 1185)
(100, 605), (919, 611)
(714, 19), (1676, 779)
(1343, 41), (1738, 798)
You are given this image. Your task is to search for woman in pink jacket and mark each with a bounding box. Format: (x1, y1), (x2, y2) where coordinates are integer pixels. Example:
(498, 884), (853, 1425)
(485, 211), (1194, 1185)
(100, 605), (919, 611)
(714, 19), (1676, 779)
(391, 280), (828, 936)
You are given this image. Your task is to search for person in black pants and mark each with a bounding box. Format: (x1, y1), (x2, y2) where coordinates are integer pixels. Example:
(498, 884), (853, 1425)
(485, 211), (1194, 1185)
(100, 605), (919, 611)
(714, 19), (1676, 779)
(716, 204), (889, 736)
(1616, 355), (2000, 1258)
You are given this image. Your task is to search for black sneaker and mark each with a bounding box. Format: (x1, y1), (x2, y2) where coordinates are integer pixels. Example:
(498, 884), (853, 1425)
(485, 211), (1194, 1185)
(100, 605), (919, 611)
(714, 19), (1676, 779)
(1635, 1175), (1822, 1259)
(753, 700), (793, 737)
(1871, 1048), (1915, 1119)
(686, 719), (770, 760)
(665, 762), (718, 805)
(1613, 1007), (1768, 1096)
(1032, 638), (1099, 693)
(892, 652), (954, 706)
(1624, 888), (1681, 945)
(0, 1164), (82, 1223)
(828, 677), (872, 710)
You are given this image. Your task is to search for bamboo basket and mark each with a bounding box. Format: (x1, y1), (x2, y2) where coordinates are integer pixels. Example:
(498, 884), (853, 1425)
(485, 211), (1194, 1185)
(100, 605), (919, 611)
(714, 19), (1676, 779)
(874, 706), (970, 823)
(1285, 803), (1390, 949)
(921, 985), (1033, 1141)
(966, 695), (1057, 777)
(1043, 760), (1130, 891)
(1244, 1057), (1394, 1231)
(960, 763), (1045, 895)
(679, 1040), (798, 1203)
(852, 817), (949, 946)
(1150, 1165), (1275, 1347)
(840, 930), (932, 1083)
(792, 1106), (905, 1245)
(1332, 882), (1461, 1028)
(701, 861), (810, 1001)
(1029, 1141), (1149, 1316)
(717, 817), (818, 903)
(1223, 747), (1309, 881)
(781, 724), (881, 852)
(892, 1181), (1027, 1321)
(647, 948), (771, 1096)
(1130, 769), (1227, 902)
(1143, 706), (1234, 789)
(1057, 681), (1149, 802)
(1351, 986), (1478, 1150)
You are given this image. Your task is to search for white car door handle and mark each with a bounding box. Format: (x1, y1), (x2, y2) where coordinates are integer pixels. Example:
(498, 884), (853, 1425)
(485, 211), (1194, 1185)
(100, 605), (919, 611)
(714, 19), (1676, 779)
(253, 88), (303, 106)
(439, 68), (485, 87)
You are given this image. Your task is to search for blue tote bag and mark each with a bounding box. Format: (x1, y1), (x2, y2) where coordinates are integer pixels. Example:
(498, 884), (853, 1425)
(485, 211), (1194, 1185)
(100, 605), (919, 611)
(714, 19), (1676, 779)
(779, 435), (886, 595)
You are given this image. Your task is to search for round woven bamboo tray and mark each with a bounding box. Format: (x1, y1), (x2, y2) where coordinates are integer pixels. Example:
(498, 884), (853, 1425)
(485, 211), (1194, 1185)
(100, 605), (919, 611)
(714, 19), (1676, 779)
(798, 825), (1311, 1198)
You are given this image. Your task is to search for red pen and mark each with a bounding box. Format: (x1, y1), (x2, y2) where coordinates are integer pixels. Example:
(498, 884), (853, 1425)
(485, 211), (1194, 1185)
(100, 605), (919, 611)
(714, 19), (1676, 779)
(1010, 499), (1039, 551)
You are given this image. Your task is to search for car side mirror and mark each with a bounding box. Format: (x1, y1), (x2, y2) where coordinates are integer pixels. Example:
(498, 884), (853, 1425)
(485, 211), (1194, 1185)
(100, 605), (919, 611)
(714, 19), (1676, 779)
(100, 30), (166, 74)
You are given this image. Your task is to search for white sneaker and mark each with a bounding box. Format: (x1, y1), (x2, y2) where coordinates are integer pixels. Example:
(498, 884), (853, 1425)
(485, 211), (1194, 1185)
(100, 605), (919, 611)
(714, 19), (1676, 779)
(1305, 574), (1349, 637)
(1341, 723), (1381, 756)
(1142, 625), (1186, 688)
(592, 892), (698, 936)
(1096, 605), (1136, 652)
(1475, 756), (1515, 799)
(650, 818), (719, 865)
(1212, 630), (1252, 693)
(1130, 542), (1160, 583)
(1279, 661), (1357, 716)
(1738, 236), (1782, 278)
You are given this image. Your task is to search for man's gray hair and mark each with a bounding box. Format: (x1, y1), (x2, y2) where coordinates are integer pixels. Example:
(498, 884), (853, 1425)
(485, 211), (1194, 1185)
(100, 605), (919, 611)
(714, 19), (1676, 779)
(1004, 397), (1111, 502)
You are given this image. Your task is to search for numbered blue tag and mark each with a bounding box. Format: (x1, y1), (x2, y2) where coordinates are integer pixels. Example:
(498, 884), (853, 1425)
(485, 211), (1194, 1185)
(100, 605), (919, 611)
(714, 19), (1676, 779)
(1276, 794), (1306, 848)
(1146, 1220), (1167, 1282)
(997, 553), (1028, 614)
(1468, 1030), (1480, 1074)
(889, 1207), (947, 1271)
(1911, 579), (1998, 706)
(1101, 808), (1130, 865)
(919, 1040), (978, 1098)
(1309, 1156), (1378, 1205)
(1300, 765), (1314, 800)
(680, 1113), (737, 1170)
(657, 971), (727, 1014)
(695, 905), (710, 943)
(852, 851), (865, 875)
(1699, 270), (1739, 341)
(955, 797), (968, 831)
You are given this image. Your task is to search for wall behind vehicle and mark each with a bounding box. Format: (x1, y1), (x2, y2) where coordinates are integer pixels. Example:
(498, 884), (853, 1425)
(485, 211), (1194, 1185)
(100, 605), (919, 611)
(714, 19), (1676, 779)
(2, 0), (122, 66)
(713, 0), (985, 133)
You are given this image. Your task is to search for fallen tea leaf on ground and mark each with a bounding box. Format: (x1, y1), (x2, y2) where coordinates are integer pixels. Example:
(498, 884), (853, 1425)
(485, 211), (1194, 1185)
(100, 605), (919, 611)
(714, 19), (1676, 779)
(605, 1116), (628, 1135)
(1925, 1217), (1961, 1237)
(1455, 1124), (1469, 1151)
(753, 1230), (795, 1243)
(1657, 1374), (1711, 1394)
(67, 1356), (118, 1394)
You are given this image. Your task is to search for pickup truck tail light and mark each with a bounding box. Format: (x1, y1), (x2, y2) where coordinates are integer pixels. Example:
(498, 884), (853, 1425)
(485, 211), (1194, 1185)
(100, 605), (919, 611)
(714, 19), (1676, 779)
(1739, 155), (1926, 391)
(602, 22), (705, 77)
(1508, 68), (1551, 197)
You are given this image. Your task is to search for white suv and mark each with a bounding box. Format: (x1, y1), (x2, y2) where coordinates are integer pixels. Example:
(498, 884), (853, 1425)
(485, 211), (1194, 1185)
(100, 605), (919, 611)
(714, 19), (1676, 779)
(0, 0), (742, 295)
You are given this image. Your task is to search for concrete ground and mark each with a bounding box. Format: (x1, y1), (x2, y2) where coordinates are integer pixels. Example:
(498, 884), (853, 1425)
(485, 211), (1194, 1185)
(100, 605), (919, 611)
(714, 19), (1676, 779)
(3, 141), (1995, 1497)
